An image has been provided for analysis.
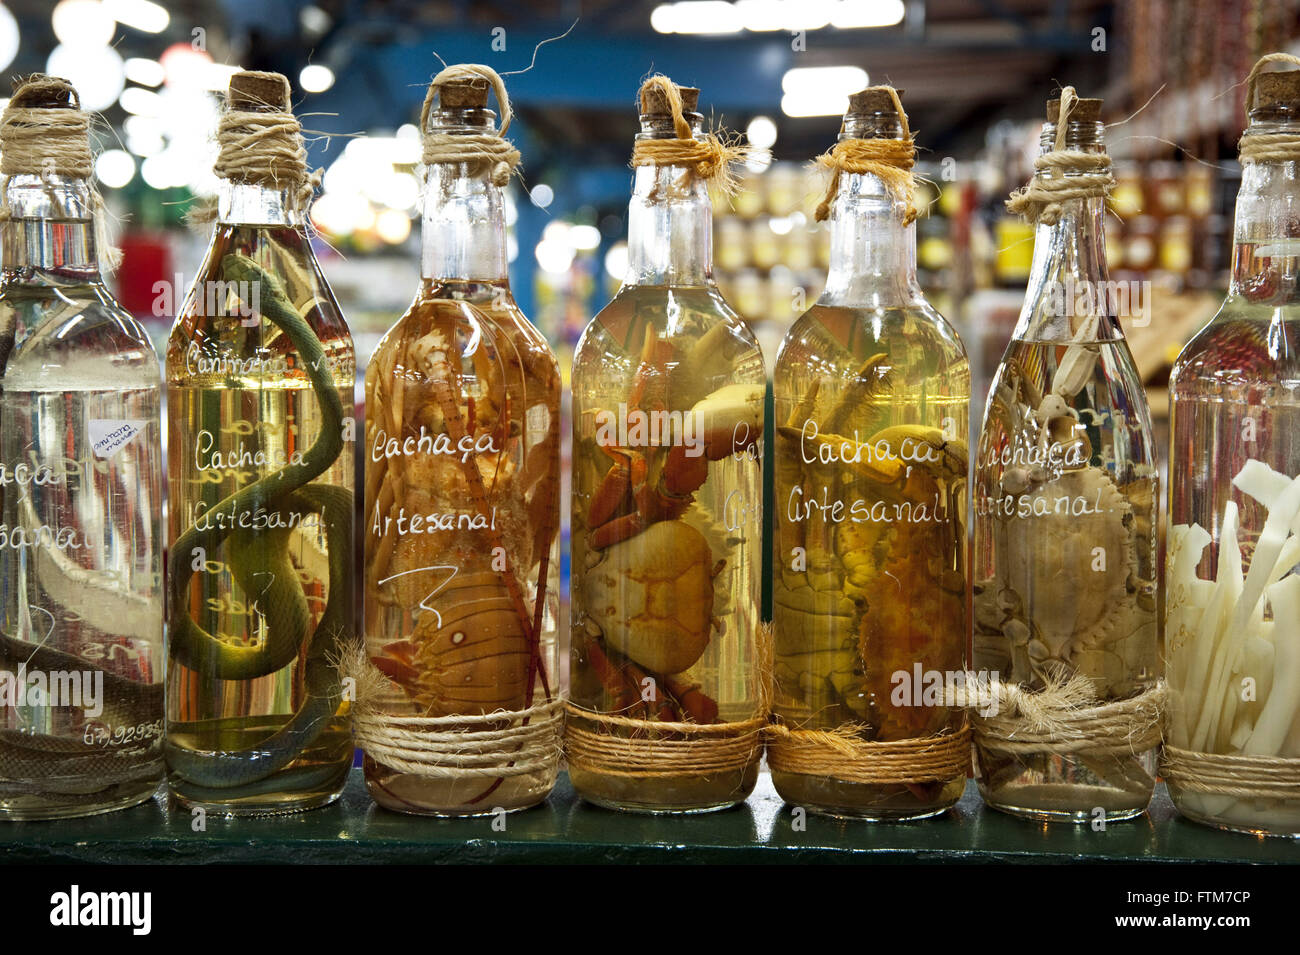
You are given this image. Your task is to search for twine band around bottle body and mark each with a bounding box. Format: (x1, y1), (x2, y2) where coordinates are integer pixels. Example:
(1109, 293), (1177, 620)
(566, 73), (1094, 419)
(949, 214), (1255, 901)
(1161, 745), (1300, 801)
(972, 674), (1166, 758)
(764, 721), (971, 785)
(630, 75), (744, 194)
(814, 86), (918, 225)
(564, 620), (772, 780)
(563, 705), (767, 778)
(420, 64), (521, 186)
(1239, 53), (1300, 164)
(0, 74), (120, 270)
(339, 644), (564, 781)
(1005, 86), (1114, 227)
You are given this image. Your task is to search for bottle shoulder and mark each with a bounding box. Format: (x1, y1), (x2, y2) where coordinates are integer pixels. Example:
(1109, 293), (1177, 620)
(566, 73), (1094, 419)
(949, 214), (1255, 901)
(1171, 298), (1300, 392)
(0, 282), (160, 388)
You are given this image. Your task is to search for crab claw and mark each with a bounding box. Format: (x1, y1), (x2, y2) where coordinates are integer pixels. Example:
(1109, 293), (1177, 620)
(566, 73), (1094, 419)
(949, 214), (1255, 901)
(588, 446), (646, 529)
(690, 383), (764, 460)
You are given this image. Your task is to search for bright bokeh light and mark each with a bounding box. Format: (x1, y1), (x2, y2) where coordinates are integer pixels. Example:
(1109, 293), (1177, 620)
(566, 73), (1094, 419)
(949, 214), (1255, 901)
(746, 115), (777, 149)
(0, 4), (19, 73)
(653, 0), (902, 33)
(570, 224), (602, 251)
(781, 65), (868, 117)
(47, 44), (125, 112)
(529, 183), (554, 209)
(300, 64), (335, 93)
(124, 57), (165, 87)
(104, 0), (169, 33)
(120, 86), (163, 116)
(95, 149), (136, 188)
(52, 0), (115, 47)
(375, 208), (412, 244)
(604, 241), (629, 280)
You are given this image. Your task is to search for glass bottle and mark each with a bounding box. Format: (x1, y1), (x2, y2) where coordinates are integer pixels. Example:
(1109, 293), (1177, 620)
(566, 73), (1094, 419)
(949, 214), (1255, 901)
(972, 96), (1160, 821)
(569, 84), (766, 812)
(772, 89), (970, 820)
(165, 72), (355, 814)
(362, 77), (561, 815)
(0, 78), (164, 819)
(1166, 69), (1300, 836)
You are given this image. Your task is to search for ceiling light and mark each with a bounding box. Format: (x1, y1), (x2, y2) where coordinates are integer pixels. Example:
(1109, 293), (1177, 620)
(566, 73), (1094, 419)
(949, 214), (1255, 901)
(831, 0), (905, 28)
(780, 65), (868, 117)
(300, 64), (334, 93)
(52, 0), (115, 47)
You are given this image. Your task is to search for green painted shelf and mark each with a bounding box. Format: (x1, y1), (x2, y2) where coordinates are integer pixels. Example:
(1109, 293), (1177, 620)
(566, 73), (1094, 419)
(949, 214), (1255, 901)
(0, 772), (1295, 864)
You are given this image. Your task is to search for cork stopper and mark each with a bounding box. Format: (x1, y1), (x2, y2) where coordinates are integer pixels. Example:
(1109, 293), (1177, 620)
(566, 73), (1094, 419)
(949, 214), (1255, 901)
(847, 87), (902, 118)
(438, 77), (490, 109)
(640, 83), (700, 116)
(1047, 96), (1103, 123)
(9, 74), (77, 110)
(228, 71), (292, 112)
(1253, 70), (1300, 110)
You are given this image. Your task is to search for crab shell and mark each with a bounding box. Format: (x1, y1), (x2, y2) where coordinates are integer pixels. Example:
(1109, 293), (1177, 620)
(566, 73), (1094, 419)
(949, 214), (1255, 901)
(995, 465), (1135, 661)
(583, 519), (717, 675)
(378, 570), (530, 718)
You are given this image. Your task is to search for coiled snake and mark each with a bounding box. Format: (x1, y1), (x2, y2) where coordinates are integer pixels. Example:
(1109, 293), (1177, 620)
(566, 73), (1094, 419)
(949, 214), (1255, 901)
(166, 252), (352, 795)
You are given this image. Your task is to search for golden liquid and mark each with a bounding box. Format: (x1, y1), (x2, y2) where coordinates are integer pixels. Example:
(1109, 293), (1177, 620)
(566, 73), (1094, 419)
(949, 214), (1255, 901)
(973, 338), (1159, 820)
(772, 303), (969, 819)
(570, 284), (765, 813)
(165, 224), (354, 814)
(362, 279), (561, 815)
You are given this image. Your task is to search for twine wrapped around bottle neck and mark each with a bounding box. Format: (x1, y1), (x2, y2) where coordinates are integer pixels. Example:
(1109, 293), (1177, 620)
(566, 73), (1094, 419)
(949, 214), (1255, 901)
(1238, 52), (1300, 164)
(630, 75), (744, 195)
(0, 74), (120, 271)
(190, 71), (318, 226)
(814, 86), (918, 225)
(420, 64), (520, 186)
(1006, 86), (1114, 226)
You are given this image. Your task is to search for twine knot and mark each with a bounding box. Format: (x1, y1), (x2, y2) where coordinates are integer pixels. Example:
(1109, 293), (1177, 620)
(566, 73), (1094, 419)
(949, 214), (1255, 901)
(212, 72), (316, 215)
(0, 74), (120, 271)
(813, 85), (919, 224)
(420, 64), (520, 187)
(1238, 53), (1300, 165)
(630, 75), (744, 195)
(1005, 86), (1114, 226)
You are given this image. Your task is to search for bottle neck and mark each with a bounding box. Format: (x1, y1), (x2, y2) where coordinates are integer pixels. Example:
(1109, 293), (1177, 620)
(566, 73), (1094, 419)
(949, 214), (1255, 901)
(1, 174), (100, 278)
(1229, 117), (1300, 305)
(421, 160), (508, 283)
(624, 116), (713, 288)
(819, 168), (919, 309)
(217, 180), (299, 227)
(1014, 123), (1120, 342)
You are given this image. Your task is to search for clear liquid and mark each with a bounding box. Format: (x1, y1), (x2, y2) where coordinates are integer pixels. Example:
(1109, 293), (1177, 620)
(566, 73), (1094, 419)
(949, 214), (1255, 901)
(570, 284), (765, 812)
(1168, 306), (1300, 835)
(772, 303), (969, 819)
(165, 224), (355, 814)
(973, 337), (1160, 820)
(0, 279), (163, 819)
(363, 280), (561, 815)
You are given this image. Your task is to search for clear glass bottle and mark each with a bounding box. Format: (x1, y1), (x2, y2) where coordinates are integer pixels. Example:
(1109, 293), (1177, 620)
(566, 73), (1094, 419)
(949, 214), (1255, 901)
(165, 73), (355, 814)
(0, 79), (164, 819)
(1166, 70), (1300, 836)
(569, 84), (766, 812)
(772, 89), (970, 820)
(362, 77), (561, 815)
(972, 96), (1160, 821)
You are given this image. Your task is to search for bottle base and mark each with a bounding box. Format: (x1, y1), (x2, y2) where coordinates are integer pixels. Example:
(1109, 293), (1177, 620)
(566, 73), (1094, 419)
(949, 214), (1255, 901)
(772, 770), (964, 822)
(363, 758), (556, 816)
(0, 782), (159, 822)
(168, 787), (344, 818)
(1169, 787), (1300, 837)
(569, 761), (759, 814)
(979, 782), (1149, 823)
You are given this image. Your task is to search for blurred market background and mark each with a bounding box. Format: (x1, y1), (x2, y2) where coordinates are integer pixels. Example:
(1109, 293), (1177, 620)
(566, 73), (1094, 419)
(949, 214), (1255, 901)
(0, 0), (1291, 409)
